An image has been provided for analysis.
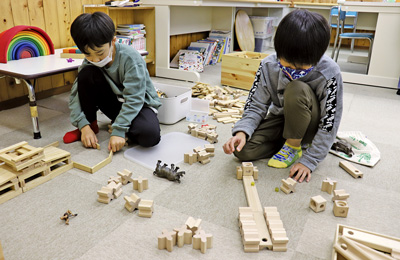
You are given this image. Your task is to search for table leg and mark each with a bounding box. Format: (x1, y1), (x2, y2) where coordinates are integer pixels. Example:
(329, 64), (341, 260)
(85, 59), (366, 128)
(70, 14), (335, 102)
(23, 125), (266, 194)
(22, 79), (41, 139)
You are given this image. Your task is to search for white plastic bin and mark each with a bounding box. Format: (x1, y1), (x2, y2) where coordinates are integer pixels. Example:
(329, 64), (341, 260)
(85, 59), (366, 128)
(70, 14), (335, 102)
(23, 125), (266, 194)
(254, 36), (273, 53)
(249, 16), (277, 39)
(155, 83), (191, 125)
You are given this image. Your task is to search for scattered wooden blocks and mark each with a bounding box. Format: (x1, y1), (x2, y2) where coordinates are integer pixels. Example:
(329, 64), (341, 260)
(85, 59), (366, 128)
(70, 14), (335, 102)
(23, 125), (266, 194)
(339, 160), (363, 178)
(310, 195), (327, 213)
(332, 189), (350, 201)
(321, 177), (337, 194)
(117, 169), (134, 185)
(158, 229), (177, 252)
(185, 216), (202, 233)
(280, 178), (296, 194)
(133, 176), (148, 193)
(333, 200), (349, 218)
(173, 225), (193, 247)
(193, 229), (213, 254)
(184, 144), (215, 165)
(138, 199), (154, 218)
(187, 123), (219, 143)
(124, 193), (141, 212)
(236, 162), (259, 180)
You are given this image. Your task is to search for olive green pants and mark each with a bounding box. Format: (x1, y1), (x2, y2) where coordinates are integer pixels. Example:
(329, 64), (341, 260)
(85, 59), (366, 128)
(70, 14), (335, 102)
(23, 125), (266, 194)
(234, 80), (320, 161)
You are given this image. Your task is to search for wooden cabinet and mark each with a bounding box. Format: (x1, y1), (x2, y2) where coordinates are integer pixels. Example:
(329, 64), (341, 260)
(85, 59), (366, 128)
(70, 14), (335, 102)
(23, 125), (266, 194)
(83, 6), (156, 76)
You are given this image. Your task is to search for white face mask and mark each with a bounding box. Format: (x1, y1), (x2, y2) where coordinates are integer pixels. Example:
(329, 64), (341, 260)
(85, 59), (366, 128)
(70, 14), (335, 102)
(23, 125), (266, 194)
(87, 45), (113, 67)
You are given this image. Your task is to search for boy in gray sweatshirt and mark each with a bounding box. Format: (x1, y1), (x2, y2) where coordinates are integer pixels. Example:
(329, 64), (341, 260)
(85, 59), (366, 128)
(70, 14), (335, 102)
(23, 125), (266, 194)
(223, 9), (343, 183)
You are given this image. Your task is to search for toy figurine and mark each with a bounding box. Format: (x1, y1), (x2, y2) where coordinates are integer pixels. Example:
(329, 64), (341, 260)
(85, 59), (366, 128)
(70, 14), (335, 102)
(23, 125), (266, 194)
(60, 210), (78, 225)
(153, 160), (185, 183)
(331, 139), (354, 157)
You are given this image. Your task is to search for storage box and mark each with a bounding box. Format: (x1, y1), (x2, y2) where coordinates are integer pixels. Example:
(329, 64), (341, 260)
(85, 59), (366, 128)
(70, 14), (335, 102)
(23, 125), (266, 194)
(249, 16), (277, 39)
(155, 83), (191, 125)
(186, 98), (209, 124)
(254, 37), (273, 53)
(221, 51), (269, 90)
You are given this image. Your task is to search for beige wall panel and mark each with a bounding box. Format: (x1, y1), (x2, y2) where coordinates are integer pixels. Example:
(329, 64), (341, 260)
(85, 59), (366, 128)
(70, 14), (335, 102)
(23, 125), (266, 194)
(0, 0), (15, 32)
(42, 0), (61, 48)
(27, 0), (46, 29)
(56, 0), (74, 48)
(11, 0), (31, 26)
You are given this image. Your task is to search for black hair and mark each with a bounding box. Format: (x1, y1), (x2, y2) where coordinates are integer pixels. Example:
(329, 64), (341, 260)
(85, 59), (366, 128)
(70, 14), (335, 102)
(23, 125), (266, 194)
(70, 12), (115, 55)
(274, 9), (330, 67)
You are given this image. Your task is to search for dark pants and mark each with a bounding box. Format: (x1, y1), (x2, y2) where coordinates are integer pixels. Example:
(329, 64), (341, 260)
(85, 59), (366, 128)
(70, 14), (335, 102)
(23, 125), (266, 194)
(234, 80), (320, 161)
(77, 66), (160, 147)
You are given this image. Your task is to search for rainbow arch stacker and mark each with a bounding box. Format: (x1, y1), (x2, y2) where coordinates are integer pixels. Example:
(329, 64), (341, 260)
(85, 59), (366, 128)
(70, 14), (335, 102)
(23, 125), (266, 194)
(0, 25), (54, 63)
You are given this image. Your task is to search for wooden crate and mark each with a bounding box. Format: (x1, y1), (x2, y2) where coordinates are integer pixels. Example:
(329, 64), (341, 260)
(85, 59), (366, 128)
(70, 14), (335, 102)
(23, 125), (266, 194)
(0, 141), (44, 171)
(0, 165), (22, 205)
(221, 51), (268, 90)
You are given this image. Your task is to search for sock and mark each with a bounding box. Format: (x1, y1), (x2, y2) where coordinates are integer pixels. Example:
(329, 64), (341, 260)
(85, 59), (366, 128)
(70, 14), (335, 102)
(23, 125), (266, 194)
(63, 120), (99, 144)
(268, 142), (302, 168)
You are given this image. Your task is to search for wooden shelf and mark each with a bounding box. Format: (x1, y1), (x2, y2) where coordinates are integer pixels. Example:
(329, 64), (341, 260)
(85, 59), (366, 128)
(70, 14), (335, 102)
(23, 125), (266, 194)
(83, 6), (156, 76)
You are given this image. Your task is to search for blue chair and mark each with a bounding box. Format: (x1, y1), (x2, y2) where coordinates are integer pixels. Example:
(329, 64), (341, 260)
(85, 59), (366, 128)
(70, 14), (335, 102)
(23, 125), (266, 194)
(331, 5), (374, 74)
(329, 6), (358, 54)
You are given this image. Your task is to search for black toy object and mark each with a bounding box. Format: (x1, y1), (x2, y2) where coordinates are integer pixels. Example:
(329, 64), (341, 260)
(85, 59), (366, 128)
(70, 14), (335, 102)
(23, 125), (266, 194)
(153, 160), (185, 183)
(331, 139), (354, 157)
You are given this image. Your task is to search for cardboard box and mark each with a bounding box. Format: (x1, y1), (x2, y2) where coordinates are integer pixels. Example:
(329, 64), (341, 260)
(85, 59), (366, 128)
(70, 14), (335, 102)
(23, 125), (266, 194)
(155, 83), (191, 125)
(221, 51), (268, 90)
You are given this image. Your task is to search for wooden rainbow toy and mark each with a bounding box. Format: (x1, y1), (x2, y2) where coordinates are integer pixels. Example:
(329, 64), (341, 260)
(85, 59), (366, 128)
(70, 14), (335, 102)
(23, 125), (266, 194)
(0, 25), (54, 63)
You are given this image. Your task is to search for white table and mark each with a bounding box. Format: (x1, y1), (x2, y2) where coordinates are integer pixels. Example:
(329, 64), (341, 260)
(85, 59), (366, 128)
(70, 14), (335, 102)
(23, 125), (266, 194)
(0, 49), (83, 139)
(341, 2), (400, 89)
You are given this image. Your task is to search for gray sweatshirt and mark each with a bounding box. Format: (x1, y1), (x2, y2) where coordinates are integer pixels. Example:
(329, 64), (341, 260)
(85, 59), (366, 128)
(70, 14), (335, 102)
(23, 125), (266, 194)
(232, 54), (343, 172)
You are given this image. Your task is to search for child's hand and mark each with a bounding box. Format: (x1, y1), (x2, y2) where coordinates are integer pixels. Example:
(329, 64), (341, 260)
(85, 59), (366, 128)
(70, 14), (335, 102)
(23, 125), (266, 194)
(289, 163), (311, 183)
(223, 132), (246, 154)
(108, 136), (126, 152)
(81, 125), (98, 149)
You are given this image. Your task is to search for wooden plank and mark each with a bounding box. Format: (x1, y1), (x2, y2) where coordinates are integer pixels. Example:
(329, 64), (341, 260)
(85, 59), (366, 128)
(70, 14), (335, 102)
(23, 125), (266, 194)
(91, 151), (113, 173)
(42, 0), (61, 48)
(69, 0), (83, 26)
(42, 146), (70, 164)
(0, 141), (28, 155)
(11, 0), (30, 26)
(339, 161), (363, 178)
(334, 236), (394, 260)
(243, 176), (262, 211)
(27, 0), (46, 29)
(56, 0), (73, 48)
(0, 240), (4, 260)
(73, 161), (92, 173)
(342, 227), (400, 253)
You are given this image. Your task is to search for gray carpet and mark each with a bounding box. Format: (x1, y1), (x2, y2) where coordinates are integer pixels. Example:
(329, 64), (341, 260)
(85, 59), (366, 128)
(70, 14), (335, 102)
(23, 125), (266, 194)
(0, 55), (399, 260)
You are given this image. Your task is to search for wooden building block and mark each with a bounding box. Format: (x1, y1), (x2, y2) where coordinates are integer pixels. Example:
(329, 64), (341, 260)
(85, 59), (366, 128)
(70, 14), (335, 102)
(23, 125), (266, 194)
(321, 177), (337, 194)
(17, 164), (50, 192)
(237, 166), (243, 180)
(0, 142), (44, 171)
(0, 240), (4, 260)
(334, 236), (393, 260)
(173, 225), (193, 247)
(185, 216), (202, 233)
(133, 176), (148, 193)
(124, 193), (141, 212)
(97, 186), (113, 204)
(310, 195), (327, 213)
(138, 199), (154, 218)
(242, 162), (254, 176)
(193, 146), (205, 153)
(339, 160), (363, 178)
(193, 230), (213, 254)
(73, 151), (113, 174)
(117, 169), (133, 185)
(280, 178), (296, 194)
(333, 200), (349, 218)
(197, 150), (210, 161)
(108, 176), (122, 184)
(0, 165), (22, 205)
(184, 152), (198, 165)
(158, 229), (177, 252)
(199, 158), (211, 165)
(332, 189), (350, 201)
(107, 181), (123, 199)
(204, 144), (215, 153)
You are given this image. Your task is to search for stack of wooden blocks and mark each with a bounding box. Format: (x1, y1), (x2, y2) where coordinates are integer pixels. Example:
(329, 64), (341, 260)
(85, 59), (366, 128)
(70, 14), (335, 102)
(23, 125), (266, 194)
(184, 144), (215, 165)
(97, 181), (123, 204)
(238, 207), (261, 252)
(0, 141), (72, 205)
(158, 216), (213, 254)
(191, 82), (248, 125)
(264, 207), (289, 252)
(187, 123), (218, 144)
